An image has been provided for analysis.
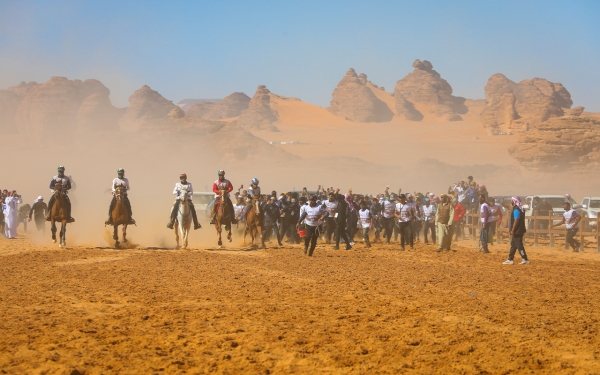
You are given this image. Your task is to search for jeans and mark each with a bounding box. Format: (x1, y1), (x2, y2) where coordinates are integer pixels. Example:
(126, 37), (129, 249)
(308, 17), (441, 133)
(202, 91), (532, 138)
(335, 218), (351, 248)
(398, 221), (413, 248)
(509, 235), (528, 260)
(566, 228), (581, 251)
(325, 217), (336, 242)
(382, 217), (394, 243)
(423, 220), (436, 243)
(304, 225), (319, 256)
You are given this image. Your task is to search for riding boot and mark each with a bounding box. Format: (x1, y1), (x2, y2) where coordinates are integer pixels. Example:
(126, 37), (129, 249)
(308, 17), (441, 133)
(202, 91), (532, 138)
(65, 195), (75, 223)
(105, 197), (116, 225)
(46, 195), (55, 221)
(124, 196), (135, 225)
(188, 200), (201, 229)
(167, 201), (179, 229)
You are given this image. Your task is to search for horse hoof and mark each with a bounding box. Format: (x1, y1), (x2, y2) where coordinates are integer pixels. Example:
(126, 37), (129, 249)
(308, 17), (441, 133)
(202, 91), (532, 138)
(53, 240), (56, 243)
(123, 239), (128, 243)
(218, 241), (222, 246)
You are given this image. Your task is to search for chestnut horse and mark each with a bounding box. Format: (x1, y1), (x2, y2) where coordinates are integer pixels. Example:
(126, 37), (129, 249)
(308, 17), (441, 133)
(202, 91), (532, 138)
(243, 206), (265, 248)
(108, 186), (129, 248)
(50, 184), (68, 247)
(214, 190), (232, 248)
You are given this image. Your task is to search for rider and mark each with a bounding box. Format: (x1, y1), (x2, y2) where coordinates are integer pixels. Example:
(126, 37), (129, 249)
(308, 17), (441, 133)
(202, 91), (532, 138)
(242, 178), (261, 220)
(209, 170), (237, 224)
(167, 173), (202, 230)
(105, 168), (136, 225)
(45, 166), (75, 223)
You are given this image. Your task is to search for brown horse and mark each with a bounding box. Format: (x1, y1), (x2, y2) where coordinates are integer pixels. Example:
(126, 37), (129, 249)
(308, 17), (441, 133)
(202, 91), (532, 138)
(107, 187), (129, 248)
(214, 190), (232, 248)
(50, 184), (68, 247)
(243, 206), (265, 248)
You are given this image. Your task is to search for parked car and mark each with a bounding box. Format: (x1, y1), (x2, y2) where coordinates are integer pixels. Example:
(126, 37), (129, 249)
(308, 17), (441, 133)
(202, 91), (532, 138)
(579, 197), (600, 230)
(523, 195), (580, 227)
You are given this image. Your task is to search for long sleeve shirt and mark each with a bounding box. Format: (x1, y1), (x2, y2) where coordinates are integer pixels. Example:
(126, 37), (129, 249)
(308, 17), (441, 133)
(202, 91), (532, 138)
(29, 201), (48, 221)
(213, 179), (233, 198)
(49, 175), (71, 191)
(112, 177), (130, 193)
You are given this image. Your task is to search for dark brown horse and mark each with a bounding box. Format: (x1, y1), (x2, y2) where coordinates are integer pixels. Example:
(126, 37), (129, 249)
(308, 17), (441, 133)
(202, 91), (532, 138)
(107, 186), (129, 248)
(243, 206), (265, 248)
(50, 184), (68, 247)
(214, 190), (232, 248)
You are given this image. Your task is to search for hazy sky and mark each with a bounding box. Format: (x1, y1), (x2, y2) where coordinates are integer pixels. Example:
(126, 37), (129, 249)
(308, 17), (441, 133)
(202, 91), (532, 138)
(1, 1), (599, 110)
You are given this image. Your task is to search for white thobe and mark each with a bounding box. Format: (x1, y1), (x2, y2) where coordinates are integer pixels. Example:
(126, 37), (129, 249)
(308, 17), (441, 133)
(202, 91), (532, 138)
(4, 197), (22, 238)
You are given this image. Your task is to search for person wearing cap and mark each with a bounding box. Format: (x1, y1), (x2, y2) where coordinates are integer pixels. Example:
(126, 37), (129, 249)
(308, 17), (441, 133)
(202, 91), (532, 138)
(435, 194), (455, 252)
(167, 173), (201, 230)
(29, 196), (48, 232)
(297, 195), (327, 256)
(421, 197), (436, 245)
(45, 166), (74, 223)
(210, 170), (236, 224)
(245, 178), (261, 218)
(381, 193), (396, 244)
(279, 197), (300, 244)
(106, 168), (136, 226)
(263, 196), (281, 245)
(394, 194), (415, 250)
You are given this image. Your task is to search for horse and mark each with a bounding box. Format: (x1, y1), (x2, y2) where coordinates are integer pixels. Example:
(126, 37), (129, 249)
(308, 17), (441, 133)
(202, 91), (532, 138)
(214, 190), (232, 248)
(174, 185), (193, 249)
(50, 184), (68, 247)
(108, 186), (129, 248)
(243, 206), (265, 248)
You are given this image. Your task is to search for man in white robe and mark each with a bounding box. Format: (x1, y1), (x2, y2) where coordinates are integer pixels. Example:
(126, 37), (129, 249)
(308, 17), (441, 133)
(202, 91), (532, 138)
(4, 191), (22, 239)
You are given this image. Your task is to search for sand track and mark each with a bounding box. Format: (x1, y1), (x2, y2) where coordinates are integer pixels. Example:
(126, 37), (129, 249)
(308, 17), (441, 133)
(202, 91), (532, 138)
(0, 237), (599, 374)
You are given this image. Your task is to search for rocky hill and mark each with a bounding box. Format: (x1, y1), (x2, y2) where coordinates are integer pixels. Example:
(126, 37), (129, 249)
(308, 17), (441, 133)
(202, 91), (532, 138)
(393, 60), (467, 121)
(236, 85), (279, 131)
(329, 68), (394, 122)
(481, 74), (573, 134)
(186, 92), (250, 120)
(122, 85), (177, 122)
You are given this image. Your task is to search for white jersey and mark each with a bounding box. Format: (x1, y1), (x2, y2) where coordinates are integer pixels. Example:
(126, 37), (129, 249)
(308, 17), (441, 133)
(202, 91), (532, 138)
(323, 200), (339, 216)
(395, 202), (413, 222)
(480, 202), (490, 224)
(248, 185), (261, 198)
(303, 205), (322, 227)
(112, 177), (130, 193)
(382, 200), (395, 219)
(233, 203), (245, 220)
(563, 209), (580, 229)
(359, 209), (372, 228)
(489, 205), (501, 222)
(173, 182), (194, 200)
(422, 204), (435, 221)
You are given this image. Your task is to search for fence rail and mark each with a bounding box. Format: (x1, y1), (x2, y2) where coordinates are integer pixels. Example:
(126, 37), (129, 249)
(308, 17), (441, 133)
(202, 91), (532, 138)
(458, 212), (599, 252)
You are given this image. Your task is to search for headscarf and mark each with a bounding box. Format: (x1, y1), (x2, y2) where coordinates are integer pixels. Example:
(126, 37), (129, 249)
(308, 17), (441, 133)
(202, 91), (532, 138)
(511, 196), (524, 210)
(479, 184), (486, 189)
(345, 193), (356, 212)
(34, 196), (43, 203)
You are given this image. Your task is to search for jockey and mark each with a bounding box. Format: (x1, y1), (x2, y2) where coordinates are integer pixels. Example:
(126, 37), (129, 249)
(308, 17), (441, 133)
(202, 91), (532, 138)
(105, 168), (136, 225)
(45, 165), (75, 223)
(242, 177), (261, 220)
(210, 170), (237, 224)
(167, 173), (201, 230)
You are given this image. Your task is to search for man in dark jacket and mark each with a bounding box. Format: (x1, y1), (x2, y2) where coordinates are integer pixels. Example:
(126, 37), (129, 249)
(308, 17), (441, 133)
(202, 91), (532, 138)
(503, 196), (530, 265)
(279, 198), (300, 244)
(334, 189), (352, 250)
(262, 196), (281, 245)
(29, 197), (48, 232)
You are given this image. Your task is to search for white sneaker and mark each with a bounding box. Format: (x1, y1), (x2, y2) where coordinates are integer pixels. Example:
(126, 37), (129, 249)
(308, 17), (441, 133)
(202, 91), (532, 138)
(519, 259), (530, 265)
(502, 259), (514, 265)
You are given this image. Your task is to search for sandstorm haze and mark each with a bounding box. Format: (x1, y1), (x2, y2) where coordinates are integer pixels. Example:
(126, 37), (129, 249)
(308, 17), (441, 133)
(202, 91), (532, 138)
(1, 0), (600, 245)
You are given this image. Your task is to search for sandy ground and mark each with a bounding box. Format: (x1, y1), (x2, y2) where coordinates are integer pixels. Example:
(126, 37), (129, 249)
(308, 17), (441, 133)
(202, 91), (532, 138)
(1, 232), (599, 374)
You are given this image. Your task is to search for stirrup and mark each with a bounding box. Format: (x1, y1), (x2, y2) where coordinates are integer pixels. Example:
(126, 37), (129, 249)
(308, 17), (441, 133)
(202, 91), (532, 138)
(166, 222), (174, 229)
(105, 219), (113, 225)
(129, 218), (136, 225)
(68, 217), (75, 223)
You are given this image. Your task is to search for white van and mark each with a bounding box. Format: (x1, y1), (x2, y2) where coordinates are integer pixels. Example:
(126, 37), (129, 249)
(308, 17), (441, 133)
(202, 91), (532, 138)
(192, 192), (215, 217)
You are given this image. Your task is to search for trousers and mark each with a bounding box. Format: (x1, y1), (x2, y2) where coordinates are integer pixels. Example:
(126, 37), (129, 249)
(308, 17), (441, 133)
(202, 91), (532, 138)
(398, 221), (413, 248)
(509, 235), (528, 260)
(566, 228), (581, 251)
(437, 223), (453, 250)
(382, 217), (394, 243)
(423, 220), (436, 243)
(304, 225), (319, 256)
(335, 217), (351, 247)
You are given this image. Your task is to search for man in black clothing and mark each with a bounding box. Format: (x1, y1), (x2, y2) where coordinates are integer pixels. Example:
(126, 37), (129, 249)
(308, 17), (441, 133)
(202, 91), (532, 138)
(29, 197), (48, 232)
(370, 197), (382, 242)
(263, 196), (281, 245)
(279, 197), (300, 244)
(503, 196), (530, 265)
(333, 188), (352, 250)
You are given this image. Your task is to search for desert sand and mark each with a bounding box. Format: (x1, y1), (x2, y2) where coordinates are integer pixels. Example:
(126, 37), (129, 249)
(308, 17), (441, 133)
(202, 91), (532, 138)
(0, 234), (599, 374)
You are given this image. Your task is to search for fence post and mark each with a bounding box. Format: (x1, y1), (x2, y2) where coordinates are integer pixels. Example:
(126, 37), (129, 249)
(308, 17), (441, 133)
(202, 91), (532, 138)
(472, 213), (477, 241)
(597, 217), (600, 253)
(534, 211), (538, 247)
(549, 215), (554, 247)
(580, 217), (585, 252)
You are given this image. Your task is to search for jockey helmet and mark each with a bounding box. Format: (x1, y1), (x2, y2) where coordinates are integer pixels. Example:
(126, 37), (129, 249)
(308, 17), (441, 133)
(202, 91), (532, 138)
(117, 168), (124, 174)
(218, 170), (225, 176)
(180, 173), (187, 179)
(57, 166), (65, 171)
(251, 178), (259, 185)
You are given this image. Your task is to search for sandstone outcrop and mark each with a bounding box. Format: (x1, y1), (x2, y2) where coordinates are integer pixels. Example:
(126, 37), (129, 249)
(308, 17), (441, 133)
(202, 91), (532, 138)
(186, 92), (250, 120)
(237, 85), (279, 131)
(167, 106), (185, 119)
(508, 116), (600, 169)
(481, 74), (573, 133)
(393, 60), (467, 121)
(14, 76), (120, 136)
(123, 85), (177, 122)
(329, 69), (393, 122)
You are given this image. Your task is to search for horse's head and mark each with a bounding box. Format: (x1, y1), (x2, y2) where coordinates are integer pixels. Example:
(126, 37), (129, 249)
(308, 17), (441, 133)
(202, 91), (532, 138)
(115, 186), (125, 200)
(179, 186), (190, 201)
(54, 183), (63, 196)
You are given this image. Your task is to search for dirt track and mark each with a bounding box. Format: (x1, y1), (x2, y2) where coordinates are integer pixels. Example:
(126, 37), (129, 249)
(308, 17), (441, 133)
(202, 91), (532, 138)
(0, 236), (599, 374)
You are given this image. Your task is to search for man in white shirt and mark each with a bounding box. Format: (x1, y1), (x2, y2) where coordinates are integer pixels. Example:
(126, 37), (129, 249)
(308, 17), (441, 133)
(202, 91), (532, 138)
(322, 192), (339, 244)
(551, 202), (582, 252)
(358, 200), (373, 248)
(297, 195), (326, 256)
(167, 173), (201, 230)
(106, 168), (135, 225)
(381, 194), (396, 244)
(421, 198), (436, 245)
(394, 194), (415, 250)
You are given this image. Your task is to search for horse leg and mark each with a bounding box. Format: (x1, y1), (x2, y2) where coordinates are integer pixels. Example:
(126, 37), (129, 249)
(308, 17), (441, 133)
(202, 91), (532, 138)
(51, 220), (57, 243)
(174, 222), (180, 249)
(61, 221), (67, 247)
(227, 222), (232, 242)
(183, 226), (189, 249)
(113, 224), (120, 248)
(217, 224), (222, 248)
(122, 224), (128, 244)
(258, 224), (265, 248)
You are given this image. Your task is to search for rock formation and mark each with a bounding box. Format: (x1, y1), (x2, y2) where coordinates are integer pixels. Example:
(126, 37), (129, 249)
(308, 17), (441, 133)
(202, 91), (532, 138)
(123, 85), (177, 122)
(480, 74), (573, 133)
(329, 69), (394, 122)
(237, 85), (279, 131)
(393, 60), (467, 121)
(14, 77), (120, 137)
(167, 106), (185, 119)
(508, 116), (600, 169)
(186, 92), (250, 120)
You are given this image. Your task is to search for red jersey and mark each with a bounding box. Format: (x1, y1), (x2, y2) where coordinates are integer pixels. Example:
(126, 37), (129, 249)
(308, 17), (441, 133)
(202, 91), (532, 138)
(213, 179), (233, 198)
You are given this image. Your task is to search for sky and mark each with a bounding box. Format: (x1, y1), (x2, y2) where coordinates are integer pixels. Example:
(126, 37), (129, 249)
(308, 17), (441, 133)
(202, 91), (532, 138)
(1, 0), (599, 110)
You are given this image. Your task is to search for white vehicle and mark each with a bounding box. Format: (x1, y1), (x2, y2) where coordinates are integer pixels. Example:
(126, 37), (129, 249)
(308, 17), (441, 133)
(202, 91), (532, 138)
(523, 195), (580, 227)
(192, 192), (215, 217)
(579, 197), (600, 229)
